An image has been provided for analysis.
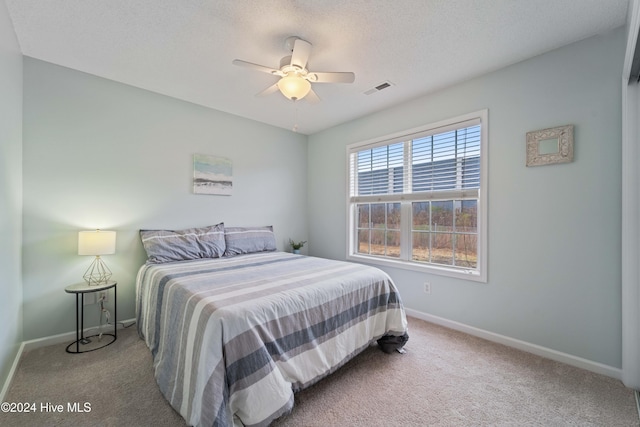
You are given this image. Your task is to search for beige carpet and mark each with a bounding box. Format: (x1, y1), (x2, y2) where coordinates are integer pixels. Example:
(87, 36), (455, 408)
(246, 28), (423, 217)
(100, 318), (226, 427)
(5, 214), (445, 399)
(2, 317), (638, 426)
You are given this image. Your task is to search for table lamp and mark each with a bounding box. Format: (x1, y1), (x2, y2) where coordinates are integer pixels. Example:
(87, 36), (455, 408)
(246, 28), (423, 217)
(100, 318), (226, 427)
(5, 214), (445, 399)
(78, 229), (116, 285)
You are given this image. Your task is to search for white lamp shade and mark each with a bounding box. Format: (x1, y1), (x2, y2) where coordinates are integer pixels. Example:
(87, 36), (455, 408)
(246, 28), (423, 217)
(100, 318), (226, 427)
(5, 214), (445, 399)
(277, 74), (311, 101)
(78, 230), (116, 256)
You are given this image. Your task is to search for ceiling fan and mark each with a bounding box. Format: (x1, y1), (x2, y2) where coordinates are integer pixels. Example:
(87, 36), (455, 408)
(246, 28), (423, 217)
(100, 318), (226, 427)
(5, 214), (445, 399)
(232, 36), (355, 102)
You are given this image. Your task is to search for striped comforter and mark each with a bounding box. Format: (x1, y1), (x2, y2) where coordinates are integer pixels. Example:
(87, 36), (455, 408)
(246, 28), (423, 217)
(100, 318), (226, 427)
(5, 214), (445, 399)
(136, 252), (408, 426)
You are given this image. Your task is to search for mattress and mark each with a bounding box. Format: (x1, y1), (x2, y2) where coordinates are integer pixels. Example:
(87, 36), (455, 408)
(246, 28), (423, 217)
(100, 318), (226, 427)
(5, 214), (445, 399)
(136, 251), (408, 426)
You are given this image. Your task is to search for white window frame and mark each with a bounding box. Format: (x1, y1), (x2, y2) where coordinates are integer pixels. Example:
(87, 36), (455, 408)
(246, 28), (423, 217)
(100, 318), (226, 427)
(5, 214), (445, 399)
(346, 109), (488, 282)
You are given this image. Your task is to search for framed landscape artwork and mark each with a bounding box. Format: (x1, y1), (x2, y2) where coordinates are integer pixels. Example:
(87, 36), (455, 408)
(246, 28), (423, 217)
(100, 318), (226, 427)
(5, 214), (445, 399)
(193, 154), (233, 195)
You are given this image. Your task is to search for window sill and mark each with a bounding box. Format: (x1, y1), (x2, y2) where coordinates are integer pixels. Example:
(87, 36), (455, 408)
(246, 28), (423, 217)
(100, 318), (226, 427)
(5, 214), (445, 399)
(346, 253), (486, 283)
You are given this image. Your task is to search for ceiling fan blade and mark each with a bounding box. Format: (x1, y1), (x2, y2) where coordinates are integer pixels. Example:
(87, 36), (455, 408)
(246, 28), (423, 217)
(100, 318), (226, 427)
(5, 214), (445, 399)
(232, 59), (282, 76)
(305, 88), (321, 104)
(290, 39), (312, 69)
(308, 72), (355, 83)
(256, 83), (280, 97)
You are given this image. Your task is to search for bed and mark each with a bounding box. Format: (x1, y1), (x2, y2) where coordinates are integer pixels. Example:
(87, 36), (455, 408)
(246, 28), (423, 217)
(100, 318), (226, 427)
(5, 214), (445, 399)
(136, 225), (408, 427)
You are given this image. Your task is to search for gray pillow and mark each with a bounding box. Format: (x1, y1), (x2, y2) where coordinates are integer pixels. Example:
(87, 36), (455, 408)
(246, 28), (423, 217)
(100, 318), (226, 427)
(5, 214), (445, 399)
(140, 223), (226, 263)
(224, 226), (277, 256)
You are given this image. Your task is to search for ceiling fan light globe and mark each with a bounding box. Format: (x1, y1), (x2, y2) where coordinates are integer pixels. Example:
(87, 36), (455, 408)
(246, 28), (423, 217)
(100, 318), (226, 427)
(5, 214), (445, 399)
(277, 74), (311, 101)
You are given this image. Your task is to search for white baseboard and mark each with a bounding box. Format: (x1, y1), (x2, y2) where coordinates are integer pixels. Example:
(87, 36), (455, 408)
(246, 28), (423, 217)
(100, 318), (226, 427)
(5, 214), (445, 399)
(0, 318), (137, 402)
(21, 318), (137, 351)
(405, 308), (622, 380)
(0, 341), (25, 403)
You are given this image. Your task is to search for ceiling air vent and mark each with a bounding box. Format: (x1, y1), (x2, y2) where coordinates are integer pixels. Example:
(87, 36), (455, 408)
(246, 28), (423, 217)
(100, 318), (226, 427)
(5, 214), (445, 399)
(364, 80), (395, 95)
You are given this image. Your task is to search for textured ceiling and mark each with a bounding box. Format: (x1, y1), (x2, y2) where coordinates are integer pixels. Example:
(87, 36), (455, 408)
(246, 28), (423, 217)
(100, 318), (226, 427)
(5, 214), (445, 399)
(5, 0), (630, 135)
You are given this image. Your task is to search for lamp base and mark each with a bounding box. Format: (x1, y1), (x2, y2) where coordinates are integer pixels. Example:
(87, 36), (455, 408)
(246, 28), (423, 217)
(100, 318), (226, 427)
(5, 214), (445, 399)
(83, 256), (112, 285)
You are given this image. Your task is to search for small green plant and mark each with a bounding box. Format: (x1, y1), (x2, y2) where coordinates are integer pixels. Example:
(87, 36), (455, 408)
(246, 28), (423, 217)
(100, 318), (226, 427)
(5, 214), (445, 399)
(289, 239), (307, 250)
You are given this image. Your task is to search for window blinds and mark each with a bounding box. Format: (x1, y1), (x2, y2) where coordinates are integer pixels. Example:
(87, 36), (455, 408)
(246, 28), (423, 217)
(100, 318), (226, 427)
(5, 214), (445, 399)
(349, 118), (481, 203)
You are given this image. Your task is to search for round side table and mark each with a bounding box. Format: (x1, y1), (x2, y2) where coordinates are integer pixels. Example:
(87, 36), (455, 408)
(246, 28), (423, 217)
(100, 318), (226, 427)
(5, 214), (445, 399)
(64, 281), (117, 354)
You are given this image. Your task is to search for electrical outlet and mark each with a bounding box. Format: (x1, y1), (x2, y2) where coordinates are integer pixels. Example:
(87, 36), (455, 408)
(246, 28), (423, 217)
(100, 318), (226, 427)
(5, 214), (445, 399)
(98, 291), (108, 303)
(424, 282), (431, 294)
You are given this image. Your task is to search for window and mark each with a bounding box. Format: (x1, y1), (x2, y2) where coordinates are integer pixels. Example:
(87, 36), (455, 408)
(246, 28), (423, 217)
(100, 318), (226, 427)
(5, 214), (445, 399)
(347, 110), (487, 282)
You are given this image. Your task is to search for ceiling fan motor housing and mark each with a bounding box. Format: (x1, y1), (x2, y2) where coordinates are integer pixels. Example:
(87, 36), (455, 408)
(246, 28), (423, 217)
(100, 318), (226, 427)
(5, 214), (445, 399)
(280, 56), (300, 71)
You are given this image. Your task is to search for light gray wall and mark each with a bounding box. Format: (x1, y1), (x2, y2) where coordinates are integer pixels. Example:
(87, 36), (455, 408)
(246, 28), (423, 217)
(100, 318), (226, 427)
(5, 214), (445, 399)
(308, 28), (625, 368)
(0, 0), (23, 390)
(22, 58), (308, 340)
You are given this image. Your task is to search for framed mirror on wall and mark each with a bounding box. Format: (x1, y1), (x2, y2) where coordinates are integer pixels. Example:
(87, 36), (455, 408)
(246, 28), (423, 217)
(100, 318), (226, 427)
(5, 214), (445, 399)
(526, 124), (574, 167)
